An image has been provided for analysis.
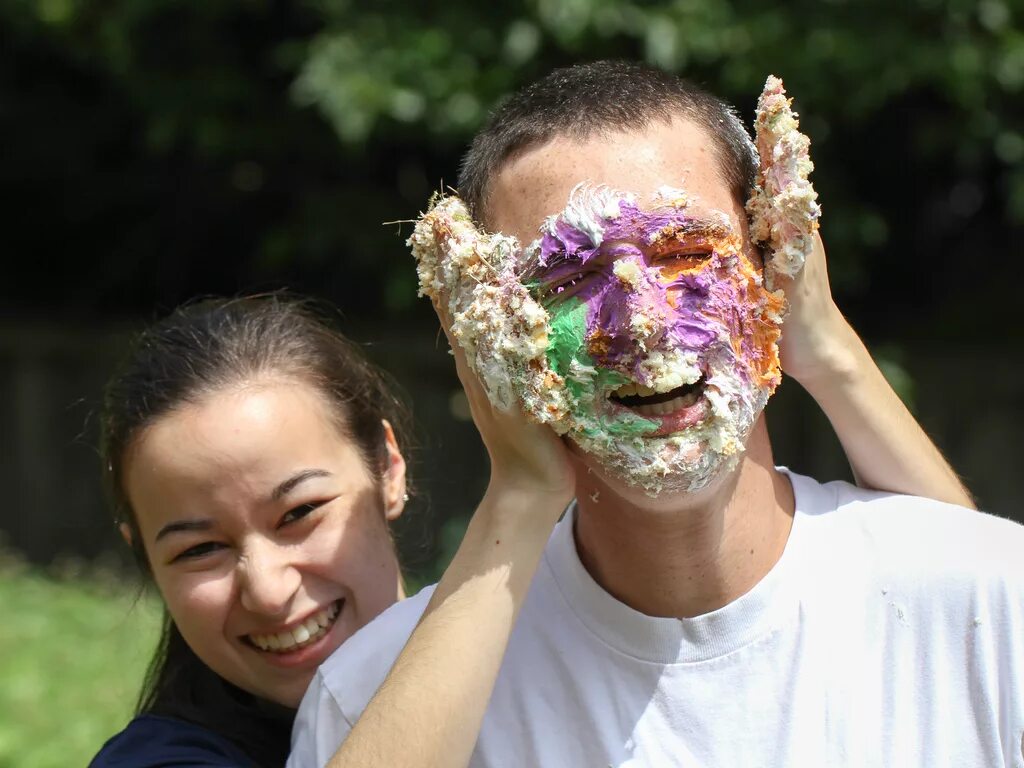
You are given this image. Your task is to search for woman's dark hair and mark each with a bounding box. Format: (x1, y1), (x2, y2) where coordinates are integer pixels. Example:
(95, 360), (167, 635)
(99, 294), (412, 766)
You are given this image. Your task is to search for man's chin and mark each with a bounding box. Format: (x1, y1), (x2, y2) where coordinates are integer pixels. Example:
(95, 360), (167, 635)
(565, 431), (743, 506)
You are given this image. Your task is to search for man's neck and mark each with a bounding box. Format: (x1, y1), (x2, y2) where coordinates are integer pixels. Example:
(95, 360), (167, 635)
(571, 418), (795, 619)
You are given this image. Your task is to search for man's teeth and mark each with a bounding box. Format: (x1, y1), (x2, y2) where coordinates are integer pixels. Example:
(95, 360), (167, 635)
(249, 602), (340, 653)
(614, 382), (658, 397)
(631, 389), (702, 417)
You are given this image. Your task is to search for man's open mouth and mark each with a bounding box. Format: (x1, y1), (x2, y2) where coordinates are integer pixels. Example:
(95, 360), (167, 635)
(609, 376), (707, 418)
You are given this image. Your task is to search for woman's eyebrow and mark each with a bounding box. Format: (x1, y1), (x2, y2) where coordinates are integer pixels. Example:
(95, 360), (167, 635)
(152, 470), (334, 543)
(155, 519), (213, 543)
(271, 468), (333, 501)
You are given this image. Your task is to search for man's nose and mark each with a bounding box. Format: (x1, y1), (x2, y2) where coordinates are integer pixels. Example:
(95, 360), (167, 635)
(605, 265), (667, 341)
(237, 539), (301, 617)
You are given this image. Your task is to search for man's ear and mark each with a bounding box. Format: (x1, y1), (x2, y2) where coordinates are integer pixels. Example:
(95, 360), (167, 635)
(380, 420), (408, 521)
(119, 522), (133, 547)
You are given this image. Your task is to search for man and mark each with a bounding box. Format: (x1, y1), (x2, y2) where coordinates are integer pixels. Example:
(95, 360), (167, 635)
(291, 61), (1023, 766)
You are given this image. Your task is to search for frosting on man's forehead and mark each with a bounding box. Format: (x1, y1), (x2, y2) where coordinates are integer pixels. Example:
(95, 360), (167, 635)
(525, 184), (734, 270)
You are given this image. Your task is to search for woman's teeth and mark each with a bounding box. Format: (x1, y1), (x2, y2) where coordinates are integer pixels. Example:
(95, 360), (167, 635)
(248, 602), (340, 653)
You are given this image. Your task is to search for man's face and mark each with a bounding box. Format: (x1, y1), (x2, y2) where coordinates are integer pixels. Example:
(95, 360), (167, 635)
(482, 119), (784, 495)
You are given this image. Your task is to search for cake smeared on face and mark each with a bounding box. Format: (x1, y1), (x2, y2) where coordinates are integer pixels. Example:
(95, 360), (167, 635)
(410, 185), (785, 495)
(410, 75), (819, 496)
(746, 75), (821, 289)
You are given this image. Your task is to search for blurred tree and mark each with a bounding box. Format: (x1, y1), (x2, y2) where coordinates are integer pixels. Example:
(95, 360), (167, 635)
(295, 0), (1024, 340)
(1, 0), (1020, 340)
(1, 0), (444, 321)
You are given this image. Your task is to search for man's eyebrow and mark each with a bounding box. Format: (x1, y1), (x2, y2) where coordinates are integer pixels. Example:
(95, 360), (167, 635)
(271, 468), (333, 501)
(665, 215), (732, 235)
(155, 519), (213, 543)
(646, 215), (732, 244)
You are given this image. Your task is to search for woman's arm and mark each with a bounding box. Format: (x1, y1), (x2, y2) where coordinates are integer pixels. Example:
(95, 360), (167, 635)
(325, 328), (575, 768)
(777, 231), (974, 508)
(748, 76), (972, 509)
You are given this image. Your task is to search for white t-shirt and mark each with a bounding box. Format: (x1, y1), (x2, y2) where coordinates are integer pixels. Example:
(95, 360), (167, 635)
(288, 471), (1024, 767)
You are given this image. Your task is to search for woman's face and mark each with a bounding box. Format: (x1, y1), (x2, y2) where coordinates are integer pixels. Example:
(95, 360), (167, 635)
(123, 378), (406, 707)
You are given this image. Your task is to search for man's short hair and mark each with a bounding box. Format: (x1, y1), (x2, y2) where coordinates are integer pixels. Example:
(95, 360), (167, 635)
(457, 60), (758, 227)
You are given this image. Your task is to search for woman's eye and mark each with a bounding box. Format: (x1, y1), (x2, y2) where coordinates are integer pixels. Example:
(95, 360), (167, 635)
(280, 502), (323, 527)
(171, 542), (225, 563)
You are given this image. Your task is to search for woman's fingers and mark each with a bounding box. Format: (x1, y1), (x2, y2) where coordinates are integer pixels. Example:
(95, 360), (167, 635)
(432, 299), (575, 500)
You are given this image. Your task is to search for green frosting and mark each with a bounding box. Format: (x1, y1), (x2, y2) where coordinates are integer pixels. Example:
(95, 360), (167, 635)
(545, 298), (588, 379)
(545, 298), (657, 437)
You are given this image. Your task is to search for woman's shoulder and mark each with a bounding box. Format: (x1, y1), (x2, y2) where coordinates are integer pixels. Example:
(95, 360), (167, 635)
(89, 714), (255, 767)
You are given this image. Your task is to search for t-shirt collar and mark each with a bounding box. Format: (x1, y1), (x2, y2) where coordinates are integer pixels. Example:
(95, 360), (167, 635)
(542, 469), (818, 664)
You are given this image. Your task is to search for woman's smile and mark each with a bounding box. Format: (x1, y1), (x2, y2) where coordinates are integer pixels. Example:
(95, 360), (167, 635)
(246, 599), (343, 655)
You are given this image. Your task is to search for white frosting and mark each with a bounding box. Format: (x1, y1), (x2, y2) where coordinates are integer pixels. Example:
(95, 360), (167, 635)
(746, 75), (821, 290)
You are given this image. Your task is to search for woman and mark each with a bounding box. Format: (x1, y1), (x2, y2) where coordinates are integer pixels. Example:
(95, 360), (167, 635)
(91, 296), (412, 766)
(90, 282), (970, 767)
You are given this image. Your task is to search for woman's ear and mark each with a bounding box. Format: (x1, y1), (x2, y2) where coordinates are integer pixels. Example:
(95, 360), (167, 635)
(119, 522), (133, 547)
(380, 420), (408, 521)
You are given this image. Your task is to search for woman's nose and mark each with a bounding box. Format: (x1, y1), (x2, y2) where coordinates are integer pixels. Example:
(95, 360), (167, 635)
(237, 540), (301, 617)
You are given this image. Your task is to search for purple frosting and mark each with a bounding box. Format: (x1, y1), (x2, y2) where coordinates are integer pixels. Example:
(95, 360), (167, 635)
(526, 195), (746, 385)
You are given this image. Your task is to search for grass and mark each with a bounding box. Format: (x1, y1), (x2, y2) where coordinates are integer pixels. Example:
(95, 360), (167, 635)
(0, 553), (161, 768)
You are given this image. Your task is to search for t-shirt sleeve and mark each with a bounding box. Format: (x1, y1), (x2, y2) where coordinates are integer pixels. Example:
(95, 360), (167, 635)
(287, 669), (353, 768)
(987, 527), (1024, 767)
(286, 586), (435, 767)
(89, 716), (253, 767)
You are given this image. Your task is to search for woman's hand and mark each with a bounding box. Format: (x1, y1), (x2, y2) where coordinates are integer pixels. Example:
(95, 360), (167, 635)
(768, 230), (973, 508)
(774, 230), (859, 387)
(435, 297), (576, 516)
(321, 299), (576, 768)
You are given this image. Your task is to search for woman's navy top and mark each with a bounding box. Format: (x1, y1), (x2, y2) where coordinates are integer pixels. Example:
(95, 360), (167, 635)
(89, 715), (255, 767)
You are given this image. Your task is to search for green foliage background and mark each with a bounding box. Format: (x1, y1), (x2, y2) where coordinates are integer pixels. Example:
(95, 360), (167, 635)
(1, 3), (1021, 763)
(3, 0), (1021, 339)
(0, 552), (161, 767)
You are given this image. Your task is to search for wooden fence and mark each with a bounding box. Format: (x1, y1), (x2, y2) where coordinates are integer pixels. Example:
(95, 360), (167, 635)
(1, 321), (1019, 575)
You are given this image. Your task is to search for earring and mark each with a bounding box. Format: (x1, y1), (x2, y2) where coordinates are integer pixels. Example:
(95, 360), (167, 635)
(402, 492), (410, 503)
